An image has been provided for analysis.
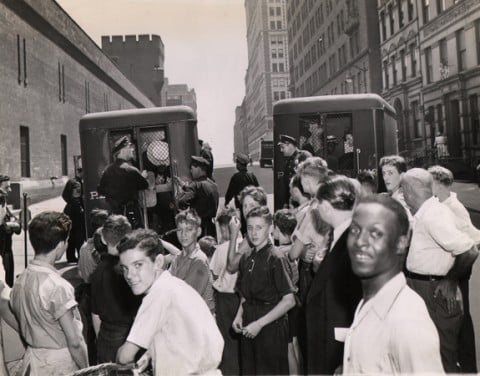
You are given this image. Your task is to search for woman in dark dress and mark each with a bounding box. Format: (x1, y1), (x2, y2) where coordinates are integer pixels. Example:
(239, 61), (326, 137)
(232, 206), (296, 375)
(62, 178), (86, 263)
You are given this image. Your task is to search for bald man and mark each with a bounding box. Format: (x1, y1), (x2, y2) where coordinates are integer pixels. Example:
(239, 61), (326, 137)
(401, 168), (478, 373)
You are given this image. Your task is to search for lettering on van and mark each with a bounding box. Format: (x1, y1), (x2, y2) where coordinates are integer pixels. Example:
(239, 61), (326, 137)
(89, 191), (105, 200)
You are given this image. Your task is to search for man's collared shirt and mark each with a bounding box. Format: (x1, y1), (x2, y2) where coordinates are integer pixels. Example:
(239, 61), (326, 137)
(406, 196), (474, 276)
(331, 218), (351, 251)
(127, 271), (223, 375)
(343, 273), (443, 374)
(442, 192), (480, 244)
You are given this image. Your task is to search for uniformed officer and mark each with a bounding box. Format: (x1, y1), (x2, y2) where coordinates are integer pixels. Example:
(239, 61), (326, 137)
(175, 156), (219, 238)
(224, 152), (259, 234)
(97, 136), (149, 229)
(278, 135), (300, 207)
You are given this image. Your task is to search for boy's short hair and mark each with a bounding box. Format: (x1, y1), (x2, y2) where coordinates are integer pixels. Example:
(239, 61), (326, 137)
(117, 229), (165, 262)
(101, 215), (132, 246)
(198, 236), (217, 258)
(90, 209), (109, 233)
(296, 157), (329, 180)
(246, 205), (273, 225)
(216, 207), (237, 226)
(273, 209), (297, 237)
(29, 211), (72, 255)
(175, 208), (202, 227)
(239, 186), (268, 207)
(427, 165), (454, 186)
(379, 155), (407, 173)
(357, 170), (377, 191)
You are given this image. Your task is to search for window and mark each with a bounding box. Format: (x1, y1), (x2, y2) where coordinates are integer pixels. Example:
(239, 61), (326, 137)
(456, 29), (466, 71)
(270, 21), (276, 29)
(276, 7), (281, 16)
(380, 11), (387, 41)
(388, 4), (395, 35)
(384, 60), (390, 89)
(274, 92), (280, 101)
(277, 20), (282, 29)
(279, 63), (285, 72)
(408, 0), (414, 21)
(425, 47), (433, 83)
(391, 54), (397, 85)
(412, 101), (422, 138)
(410, 43), (417, 77)
(272, 49), (277, 58)
(349, 32), (359, 58)
(278, 48), (284, 58)
(423, 0), (429, 23)
(436, 0), (445, 13)
(280, 91), (286, 99)
(269, 7), (274, 16)
(20, 126), (30, 177)
(400, 49), (406, 82)
(273, 63), (278, 72)
(470, 94), (479, 145)
(61, 135), (68, 176)
(476, 19), (480, 65)
(397, 0), (404, 28)
(436, 104), (444, 134)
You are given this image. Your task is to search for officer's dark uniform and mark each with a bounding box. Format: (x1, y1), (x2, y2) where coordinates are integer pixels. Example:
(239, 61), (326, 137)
(224, 153), (259, 234)
(0, 207), (21, 287)
(177, 156), (219, 238)
(97, 137), (148, 229)
(278, 135), (299, 208)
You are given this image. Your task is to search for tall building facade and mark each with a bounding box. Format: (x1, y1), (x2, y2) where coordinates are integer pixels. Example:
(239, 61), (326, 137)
(380, 0), (480, 175)
(165, 79), (197, 113)
(243, 0), (290, 161)
(286, 0), (382, 97)
(101, 34), (165, 106)
(234, 101), (249, 159)
(0, 0), (153, 192)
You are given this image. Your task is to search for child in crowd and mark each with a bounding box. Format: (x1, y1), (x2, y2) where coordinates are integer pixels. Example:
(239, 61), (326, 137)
(356, 170), (377, 196)
(11, 211), (88, 375)
(233, 206), (296, 375)
(273, 209), (302, 375)
(78, 209), (109, 283)
(170, 208), (215, 313)
(62, 178), (86, 263)
(115, 229), (224, 375)
(90, 215), (142, 364)
(209, 207), (243, 375)
(199, 235), (217, 262)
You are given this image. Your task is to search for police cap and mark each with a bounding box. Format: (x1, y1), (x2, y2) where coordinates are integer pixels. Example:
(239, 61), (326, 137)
(191, 156), (209, 169)
(0, 175), (10, 184)
(235, 153), (250, 165)
(112, 136), (131, 154)
(277, 135), (297, 146)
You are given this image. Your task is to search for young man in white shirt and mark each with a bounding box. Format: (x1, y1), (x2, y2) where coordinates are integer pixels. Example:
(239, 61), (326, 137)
(116, 229), (223, 375)
(343, 194), (443, 374)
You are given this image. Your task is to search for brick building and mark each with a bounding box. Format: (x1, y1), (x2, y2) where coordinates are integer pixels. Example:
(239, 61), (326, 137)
(286, 0), (382, 97)
(241, 0), (291, 161)
(101, 34), (165, 106)
(379, 0), (480, 175)
(0, 0), (153, 195)
(165, 79), (197, 113)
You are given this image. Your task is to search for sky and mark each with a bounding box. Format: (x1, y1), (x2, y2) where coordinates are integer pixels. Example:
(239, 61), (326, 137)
(56, 0), (248, 165)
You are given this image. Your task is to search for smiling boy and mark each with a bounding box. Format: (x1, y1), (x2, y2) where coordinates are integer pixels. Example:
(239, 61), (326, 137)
(343, 195), (443, 374)
(169, 208), (215, 312)
(116, 229), (223, 375)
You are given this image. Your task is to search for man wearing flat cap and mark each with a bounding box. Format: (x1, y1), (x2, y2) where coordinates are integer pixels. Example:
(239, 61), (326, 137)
(0, 175), (21, 287)
(98, 136), (149, 229)
(278, 135), (300, 207)
(224, 153), (259, 234)
(175, 156), (219, 238)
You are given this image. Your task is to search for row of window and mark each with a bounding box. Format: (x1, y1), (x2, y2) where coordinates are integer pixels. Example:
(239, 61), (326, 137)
(19, 126), (68, 177)
(379, 0), (415, 42)
(273, 91), (287, 101)
(269, 6), (282, 17)
(383, 43), (417, 89)
(15, 34), (123, 113)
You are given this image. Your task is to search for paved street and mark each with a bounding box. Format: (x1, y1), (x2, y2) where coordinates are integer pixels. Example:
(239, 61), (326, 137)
(5, 165), (480, 369)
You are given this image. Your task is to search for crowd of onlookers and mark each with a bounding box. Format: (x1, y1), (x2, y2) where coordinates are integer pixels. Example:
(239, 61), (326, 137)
(0, 144), (479, 375)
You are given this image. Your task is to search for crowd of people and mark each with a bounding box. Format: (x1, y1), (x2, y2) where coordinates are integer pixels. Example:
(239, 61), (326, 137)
(0, 134), (478, 375)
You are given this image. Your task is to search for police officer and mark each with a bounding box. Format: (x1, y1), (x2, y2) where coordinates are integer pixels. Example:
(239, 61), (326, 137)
(224, 152), (259, 234)
(0, 175), (21, 287)
(97, 136), (149, 229)
(175, 156), (219, 238)
(278, 135), (300, 207)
